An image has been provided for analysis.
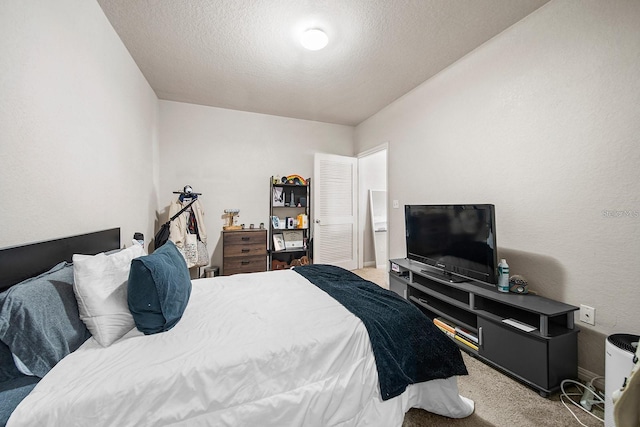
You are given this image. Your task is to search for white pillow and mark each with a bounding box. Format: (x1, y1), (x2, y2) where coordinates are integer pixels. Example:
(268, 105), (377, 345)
(72, 245), (145, 347)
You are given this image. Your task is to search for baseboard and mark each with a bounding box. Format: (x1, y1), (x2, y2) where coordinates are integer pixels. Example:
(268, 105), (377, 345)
(363, 261), (376, 268)
(578, 366), (605, 391)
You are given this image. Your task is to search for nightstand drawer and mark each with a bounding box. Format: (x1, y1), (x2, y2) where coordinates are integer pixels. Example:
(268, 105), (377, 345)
(223, 256), (266, 275)
(223, 231), (266, 246)
(224, 243), (266, 257)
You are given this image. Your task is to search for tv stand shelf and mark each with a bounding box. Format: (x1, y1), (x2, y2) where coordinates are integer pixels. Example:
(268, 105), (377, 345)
(389, 258), (579, 397)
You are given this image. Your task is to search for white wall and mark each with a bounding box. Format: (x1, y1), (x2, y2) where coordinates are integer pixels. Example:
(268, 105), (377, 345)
(5, 0), (634, 378)
(0, 0), (159, 248)
(355, 0), (640, 375)
(158, 100), (354, 270)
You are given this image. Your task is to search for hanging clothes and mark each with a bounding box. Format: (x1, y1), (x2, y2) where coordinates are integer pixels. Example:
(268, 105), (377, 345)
(168, 196), (207, 268)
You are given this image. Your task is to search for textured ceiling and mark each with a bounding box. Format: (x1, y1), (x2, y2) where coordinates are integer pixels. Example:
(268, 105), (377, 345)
(97, 0), (549, 126)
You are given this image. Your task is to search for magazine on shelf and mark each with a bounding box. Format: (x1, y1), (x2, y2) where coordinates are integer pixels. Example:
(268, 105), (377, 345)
(433, 317), (479, 351)
(434, 324), (455, 338)
(502, 318), (537, 333)
(454, 334), (479, 351)
(454, 326), (478, 344)
(433, 317), (456, 334)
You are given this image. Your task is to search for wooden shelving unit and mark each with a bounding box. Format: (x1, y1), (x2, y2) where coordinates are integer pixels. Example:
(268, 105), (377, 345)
(268, 179), (312, 270)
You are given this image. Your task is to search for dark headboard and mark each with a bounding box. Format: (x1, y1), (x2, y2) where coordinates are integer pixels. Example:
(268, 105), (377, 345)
(0, 228), (120, 292)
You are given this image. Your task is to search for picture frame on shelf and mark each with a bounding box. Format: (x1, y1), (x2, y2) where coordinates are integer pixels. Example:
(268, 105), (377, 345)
(273, 233), (286, 251)
(272, 187), (285, 207)
(283, 230), (304, 250)
(271, 216), (280, 229)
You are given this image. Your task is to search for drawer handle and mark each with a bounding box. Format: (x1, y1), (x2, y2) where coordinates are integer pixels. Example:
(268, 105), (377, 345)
(241, 237), (250, 241)
(241, 260), (250, 265)
(241, 248), (250, 253)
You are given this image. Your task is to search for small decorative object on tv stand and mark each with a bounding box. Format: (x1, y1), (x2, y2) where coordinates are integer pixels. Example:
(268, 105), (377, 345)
(388, 258), (579, 398)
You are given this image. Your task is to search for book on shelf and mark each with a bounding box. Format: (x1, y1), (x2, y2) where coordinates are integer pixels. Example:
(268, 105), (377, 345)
(433, 317), (479, 350)
(433, 317), (456, 334)
(454, 334), (479, 351)
(434, 324), (455, 338)
(454, 326), (478, 344)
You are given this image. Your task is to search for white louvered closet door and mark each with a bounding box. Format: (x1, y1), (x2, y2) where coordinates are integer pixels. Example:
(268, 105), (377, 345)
(313, 153), (358, 270)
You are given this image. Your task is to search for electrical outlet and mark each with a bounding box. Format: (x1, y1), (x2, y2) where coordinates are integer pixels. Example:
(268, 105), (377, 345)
(392, 200), (399, 209)
(580, 305), (595, 325)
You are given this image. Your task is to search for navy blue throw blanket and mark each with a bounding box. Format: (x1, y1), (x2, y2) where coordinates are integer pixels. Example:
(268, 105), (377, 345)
(294, 264), (467, 401)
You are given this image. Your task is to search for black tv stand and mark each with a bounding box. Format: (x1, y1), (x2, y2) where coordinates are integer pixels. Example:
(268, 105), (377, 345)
(420, 268), (467, 283)
(389, 258), (579, 397)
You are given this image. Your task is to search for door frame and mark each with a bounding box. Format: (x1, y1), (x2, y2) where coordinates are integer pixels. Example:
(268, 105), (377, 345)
(357, 143), (389, 270)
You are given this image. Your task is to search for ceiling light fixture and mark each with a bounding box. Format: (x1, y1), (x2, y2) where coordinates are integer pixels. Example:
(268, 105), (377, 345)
(300, 28), (328, 51)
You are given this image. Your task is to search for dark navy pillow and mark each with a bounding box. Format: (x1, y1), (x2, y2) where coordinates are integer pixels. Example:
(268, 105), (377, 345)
(0, 340), (21, 383)
(0, 375), (39, 426)
(127, 241), (191, 335)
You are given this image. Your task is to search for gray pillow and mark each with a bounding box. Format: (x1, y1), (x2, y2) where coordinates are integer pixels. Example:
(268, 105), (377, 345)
(0, 262), (91, 378)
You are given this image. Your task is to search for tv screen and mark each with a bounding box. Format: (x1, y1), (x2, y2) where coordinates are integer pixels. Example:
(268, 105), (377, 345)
(405, 204), (497, 284)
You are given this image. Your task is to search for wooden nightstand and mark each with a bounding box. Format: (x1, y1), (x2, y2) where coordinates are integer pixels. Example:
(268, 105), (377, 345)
(222, 229), (267, 275)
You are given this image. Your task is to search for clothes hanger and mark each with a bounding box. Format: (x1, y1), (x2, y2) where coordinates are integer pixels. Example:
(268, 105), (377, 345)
(173, 185), (203, 202)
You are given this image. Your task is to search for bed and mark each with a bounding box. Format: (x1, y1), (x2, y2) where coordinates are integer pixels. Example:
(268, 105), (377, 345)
(0, 229), (474, 426)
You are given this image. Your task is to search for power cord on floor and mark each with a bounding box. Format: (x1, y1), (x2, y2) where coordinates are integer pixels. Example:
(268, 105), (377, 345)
(560, 378), (605, 426)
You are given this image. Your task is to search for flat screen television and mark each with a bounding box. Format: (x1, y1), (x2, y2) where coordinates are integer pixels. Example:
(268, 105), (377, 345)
(404, 204), (498, 284)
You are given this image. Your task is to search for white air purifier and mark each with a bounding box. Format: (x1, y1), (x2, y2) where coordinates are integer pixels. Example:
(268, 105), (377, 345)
(605, 334), (639, 427)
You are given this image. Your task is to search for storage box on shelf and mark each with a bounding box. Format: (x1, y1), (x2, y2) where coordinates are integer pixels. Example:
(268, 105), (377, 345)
(269, 178), (312, 270)
(389, 257), (579, 397)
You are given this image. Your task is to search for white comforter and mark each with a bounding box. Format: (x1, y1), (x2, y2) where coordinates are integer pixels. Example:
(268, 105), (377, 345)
(8, 269), (473, 426)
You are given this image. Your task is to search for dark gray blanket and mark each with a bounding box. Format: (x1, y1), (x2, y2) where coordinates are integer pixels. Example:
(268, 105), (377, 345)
(294, 264), (467, 401)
